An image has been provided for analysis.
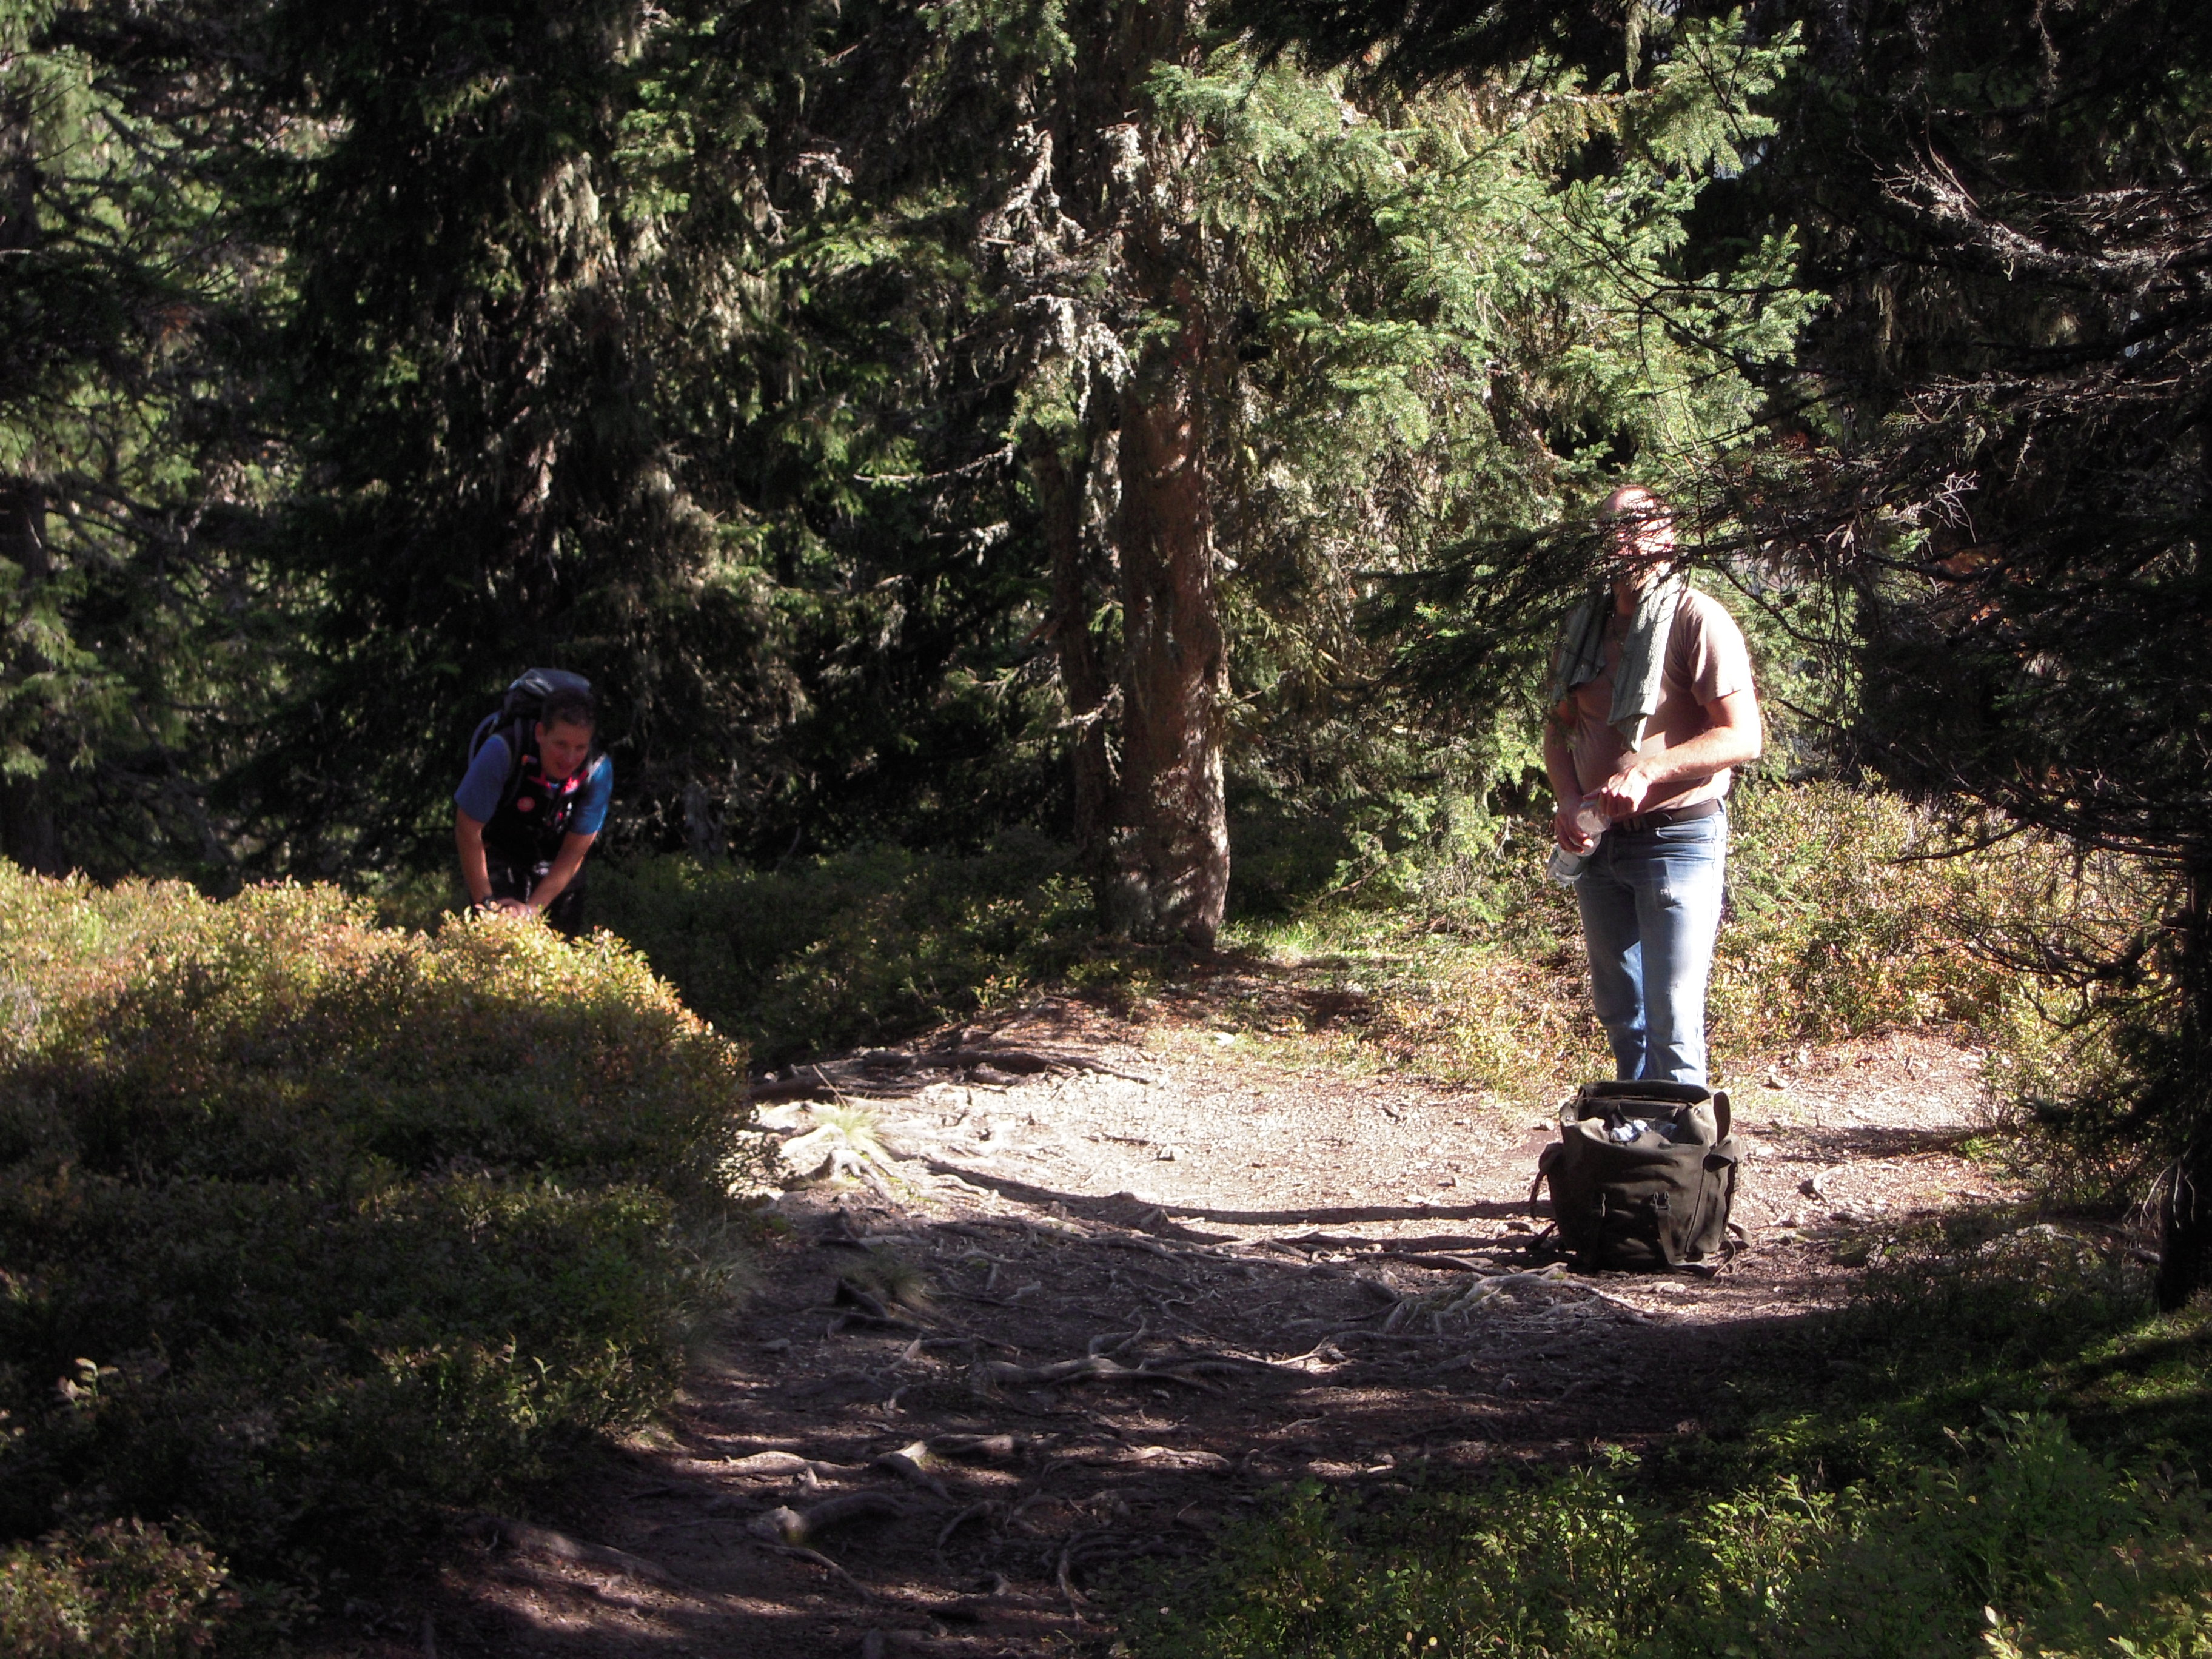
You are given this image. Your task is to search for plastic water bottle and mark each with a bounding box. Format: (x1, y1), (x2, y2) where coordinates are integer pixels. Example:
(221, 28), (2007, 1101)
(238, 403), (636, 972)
(1544, 801), (1609, 885)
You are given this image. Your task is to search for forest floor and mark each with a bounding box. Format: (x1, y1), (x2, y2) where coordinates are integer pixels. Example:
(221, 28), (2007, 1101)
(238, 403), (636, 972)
(409, 974), (2010, 1659)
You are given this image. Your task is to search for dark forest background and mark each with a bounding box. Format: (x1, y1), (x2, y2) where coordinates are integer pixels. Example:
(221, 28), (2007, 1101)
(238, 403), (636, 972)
(6, 0), (2212, 1293)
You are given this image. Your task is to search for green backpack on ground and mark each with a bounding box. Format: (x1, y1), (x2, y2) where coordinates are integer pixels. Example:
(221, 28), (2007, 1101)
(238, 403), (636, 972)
(1533, 1080), (1740, 1271)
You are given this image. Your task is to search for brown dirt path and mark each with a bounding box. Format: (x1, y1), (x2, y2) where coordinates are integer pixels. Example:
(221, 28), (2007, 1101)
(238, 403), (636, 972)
(405, 1007), (2006, 1659)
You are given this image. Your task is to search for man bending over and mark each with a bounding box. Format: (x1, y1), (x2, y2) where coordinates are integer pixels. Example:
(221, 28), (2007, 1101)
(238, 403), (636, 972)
(454, 684), (612, 937)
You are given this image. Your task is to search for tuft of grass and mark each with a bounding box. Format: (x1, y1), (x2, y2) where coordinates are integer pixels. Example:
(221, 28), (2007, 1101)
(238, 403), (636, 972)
(0, 865), (756, 1639)
(764, 1102), (914, 1195)
(839, 1246), (934, 1314)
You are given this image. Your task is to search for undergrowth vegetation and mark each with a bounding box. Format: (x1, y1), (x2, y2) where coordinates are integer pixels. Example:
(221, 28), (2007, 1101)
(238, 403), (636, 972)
(583, 784), (2125, 1106)
(1118, 1228), (2212, 1658)
(0, 866), (756, 1649)
(589, 830), (1098, 1067)
(1222, 781), (2082, 1096)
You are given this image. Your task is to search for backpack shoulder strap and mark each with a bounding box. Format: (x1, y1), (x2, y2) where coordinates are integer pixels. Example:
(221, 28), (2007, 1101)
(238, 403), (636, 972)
(478, 718), (533, 816)
(1530, 1141), (1561, 1221)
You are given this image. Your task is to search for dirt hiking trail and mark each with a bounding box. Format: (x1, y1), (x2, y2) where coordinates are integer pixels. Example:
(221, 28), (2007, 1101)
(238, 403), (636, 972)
(417, 988), (2008, 1658)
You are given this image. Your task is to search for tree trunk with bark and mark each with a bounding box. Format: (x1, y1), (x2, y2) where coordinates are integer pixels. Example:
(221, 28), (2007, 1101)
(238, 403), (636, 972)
(1101, 352), (1229, 950)
(1015, 0), (1229, 950)
(0, 93), (56, 874)
(2156, 1144), (2210, 1310)
(0, 475), (57, 873)
(1030, 433), (1118, 883)
(2156, 867), (2212, 1310)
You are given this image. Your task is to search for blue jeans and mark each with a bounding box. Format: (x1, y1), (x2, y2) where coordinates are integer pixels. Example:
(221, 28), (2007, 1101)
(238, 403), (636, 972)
(1575, 809), (1728, 1087)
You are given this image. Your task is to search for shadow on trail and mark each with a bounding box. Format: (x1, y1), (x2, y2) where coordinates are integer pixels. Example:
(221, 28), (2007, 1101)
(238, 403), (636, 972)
(929, 1160), (1531, 1231)
(1769, 1122), (1988, 1159)
(438, 1119), (2094, 1658)
(441, 1187), (1866, 1659)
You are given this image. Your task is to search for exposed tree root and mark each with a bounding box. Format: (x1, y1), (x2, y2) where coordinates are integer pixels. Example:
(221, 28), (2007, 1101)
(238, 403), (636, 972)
(754, 1042), (1153, 1104)
(475, 1516), (685, 1588)
(749, 1491), (913, 1546)
(753, 1541), (878, 1599)
(1055, 1538), (1088, 1621)
(1085, 1318), (1148, 1356)
(936, 1502), (995, 1547)
(722, 1450), (865, 1479)
(974, 1353), (1227, 1392)
(874, 1441), (953, 1500)
(929, 1432), (1032, 1463)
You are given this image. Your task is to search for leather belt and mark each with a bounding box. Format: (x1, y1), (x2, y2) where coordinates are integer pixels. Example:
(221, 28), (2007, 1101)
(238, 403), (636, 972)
(1612, 797), (1723, 836)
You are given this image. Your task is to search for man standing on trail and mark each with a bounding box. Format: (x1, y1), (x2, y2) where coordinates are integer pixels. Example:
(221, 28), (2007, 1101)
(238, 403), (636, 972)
(1543, 485), (1763, 1088)
(454, 683), (612, 938)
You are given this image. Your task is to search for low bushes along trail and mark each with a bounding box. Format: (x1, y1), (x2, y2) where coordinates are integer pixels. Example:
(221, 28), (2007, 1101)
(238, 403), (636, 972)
(428, 1004), (2007, 1658)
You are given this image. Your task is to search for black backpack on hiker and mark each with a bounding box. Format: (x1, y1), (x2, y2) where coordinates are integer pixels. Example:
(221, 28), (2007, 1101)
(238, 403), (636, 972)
(1533, 1081), (1740, 1271)
(468, 668), (594, 807)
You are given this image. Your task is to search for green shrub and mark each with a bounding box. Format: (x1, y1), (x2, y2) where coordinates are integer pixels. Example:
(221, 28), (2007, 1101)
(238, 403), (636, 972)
(583, 785), (2109, 1097)
(1134, 1418), (2212, 1659)
(590, 831), (1098, 1064)
(6, 881), (745, 1193)
(0, 1520), (228, 1658)
(1122, 1236), (2212, 1659)
(0, 865), (754, 1618)
(1712, 782), (2020, 1044)
(1141, 1433), (2212, 1659)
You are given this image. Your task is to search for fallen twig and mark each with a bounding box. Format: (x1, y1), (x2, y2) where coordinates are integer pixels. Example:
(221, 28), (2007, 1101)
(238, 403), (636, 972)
(1369, 1249), (1513, 1272)
(1094, 1235), (1185, 1261)
(751, 1044), (1153, 1103)
(1279, 1329), (1451, 1364)
(1570, 1282), (1661, 1319)
(977, 1354), (1212, 1389)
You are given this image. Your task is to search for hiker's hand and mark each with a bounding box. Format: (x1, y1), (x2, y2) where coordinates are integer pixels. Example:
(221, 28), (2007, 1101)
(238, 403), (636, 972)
(1555, 802), (1597, 853)
(476, 897), (532, 919)
(1594, 764), (1655, 820)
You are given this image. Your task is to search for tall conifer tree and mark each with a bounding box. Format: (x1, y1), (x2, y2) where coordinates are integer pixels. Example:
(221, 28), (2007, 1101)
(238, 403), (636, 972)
(900, 3), (1808, 946)
(1240, 0), (2212, 1302)
(0, 0), (272, 876)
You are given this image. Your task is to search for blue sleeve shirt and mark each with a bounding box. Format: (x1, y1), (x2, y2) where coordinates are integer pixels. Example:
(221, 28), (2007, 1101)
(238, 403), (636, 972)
(455, 738), (613, 836)
(454, 736), (513, 823)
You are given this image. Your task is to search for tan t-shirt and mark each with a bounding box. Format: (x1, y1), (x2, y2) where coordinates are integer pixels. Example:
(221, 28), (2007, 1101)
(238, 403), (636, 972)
(1563, 588), (1755, 811)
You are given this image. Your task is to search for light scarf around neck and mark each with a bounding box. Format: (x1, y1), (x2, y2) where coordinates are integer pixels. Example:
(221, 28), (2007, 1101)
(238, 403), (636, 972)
(1549, 574), (1686, 750)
